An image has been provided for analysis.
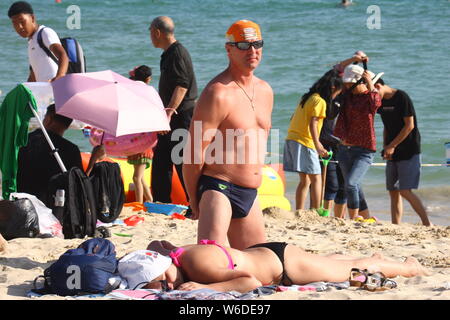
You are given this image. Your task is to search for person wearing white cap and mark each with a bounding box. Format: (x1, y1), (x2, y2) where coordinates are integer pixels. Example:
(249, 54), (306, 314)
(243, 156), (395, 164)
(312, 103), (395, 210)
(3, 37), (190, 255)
(320, 51), (373, 219)
(122, 239), (431, 293)
(118, 250), (173, 290)
(333, 64), (383, 220)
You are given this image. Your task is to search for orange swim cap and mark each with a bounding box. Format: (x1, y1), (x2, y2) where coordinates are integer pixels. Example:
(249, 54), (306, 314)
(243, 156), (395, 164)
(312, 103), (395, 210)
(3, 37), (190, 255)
(225, 20), (262, 42)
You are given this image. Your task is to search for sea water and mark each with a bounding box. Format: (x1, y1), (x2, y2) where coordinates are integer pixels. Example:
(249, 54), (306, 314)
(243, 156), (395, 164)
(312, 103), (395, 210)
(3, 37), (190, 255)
(0, 0), (449, 225)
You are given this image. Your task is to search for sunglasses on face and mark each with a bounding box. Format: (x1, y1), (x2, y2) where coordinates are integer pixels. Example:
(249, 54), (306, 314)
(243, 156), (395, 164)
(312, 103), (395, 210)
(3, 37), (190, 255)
(227, 40), (264, 50)
(142, 279), (170, 292)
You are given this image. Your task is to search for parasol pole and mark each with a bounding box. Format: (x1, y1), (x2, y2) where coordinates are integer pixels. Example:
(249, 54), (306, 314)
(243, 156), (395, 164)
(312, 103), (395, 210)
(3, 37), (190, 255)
(28, 102), (67, 173)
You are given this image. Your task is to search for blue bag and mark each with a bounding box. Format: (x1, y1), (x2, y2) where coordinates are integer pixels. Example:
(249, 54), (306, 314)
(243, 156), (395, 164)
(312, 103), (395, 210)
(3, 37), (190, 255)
(33, 238), (118, 296)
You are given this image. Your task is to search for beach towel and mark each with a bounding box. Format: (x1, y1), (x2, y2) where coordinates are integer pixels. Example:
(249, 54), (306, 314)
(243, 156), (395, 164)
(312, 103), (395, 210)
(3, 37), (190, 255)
(27, 281), (350, 300)
(104, 282), (350, 300)
(0, 84), (37, 200)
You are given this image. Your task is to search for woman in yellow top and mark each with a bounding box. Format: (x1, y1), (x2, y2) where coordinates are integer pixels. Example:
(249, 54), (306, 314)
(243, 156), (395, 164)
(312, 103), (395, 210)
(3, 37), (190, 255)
(284, 69), (343, 210)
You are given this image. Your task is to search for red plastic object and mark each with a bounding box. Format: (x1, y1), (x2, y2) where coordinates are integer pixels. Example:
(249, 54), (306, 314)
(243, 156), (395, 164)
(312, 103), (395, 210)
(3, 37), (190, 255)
(171, 213), (186, 220)
(124, 215), (144, 227)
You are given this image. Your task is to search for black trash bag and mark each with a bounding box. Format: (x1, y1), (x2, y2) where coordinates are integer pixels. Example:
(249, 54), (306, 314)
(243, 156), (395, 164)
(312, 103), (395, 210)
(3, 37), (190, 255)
(0, 198), (40, 240)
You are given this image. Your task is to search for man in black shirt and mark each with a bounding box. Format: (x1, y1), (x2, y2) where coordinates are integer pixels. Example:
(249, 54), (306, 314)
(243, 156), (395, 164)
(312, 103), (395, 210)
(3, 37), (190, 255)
(149, 16), (198, 203)
(17, 104), (105, 203)
(375, 79), (431, 226)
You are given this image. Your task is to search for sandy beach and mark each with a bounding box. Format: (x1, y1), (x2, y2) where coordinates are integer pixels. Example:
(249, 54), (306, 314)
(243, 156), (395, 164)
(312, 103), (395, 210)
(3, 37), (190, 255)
(0, 206), (449, 300)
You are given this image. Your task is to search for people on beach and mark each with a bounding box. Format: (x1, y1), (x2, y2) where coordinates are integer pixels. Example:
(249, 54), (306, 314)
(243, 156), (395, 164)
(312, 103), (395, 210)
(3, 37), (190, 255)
(136, 239), (430, 293)
(8, 1), (68, 82)
(321, 51), (372, 219)
(182, 20), (272, 250)
(149, 16), (198, 204)
(319, 101), (371, 219)
(127, 65), (155, 204)
(17, 104), (105, 203)
(333, 64), (382, 220)
(375, 79), (432, 226)
(284, 69), (343, 211)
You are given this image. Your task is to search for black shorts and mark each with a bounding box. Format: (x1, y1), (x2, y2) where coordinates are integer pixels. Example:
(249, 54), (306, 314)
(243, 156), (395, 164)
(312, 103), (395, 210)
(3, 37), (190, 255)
(197, 175), (257, 219)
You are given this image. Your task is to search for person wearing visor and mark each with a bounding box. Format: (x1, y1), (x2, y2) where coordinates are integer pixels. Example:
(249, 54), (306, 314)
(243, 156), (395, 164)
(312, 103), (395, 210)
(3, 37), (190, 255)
(183, 20), (273, 250)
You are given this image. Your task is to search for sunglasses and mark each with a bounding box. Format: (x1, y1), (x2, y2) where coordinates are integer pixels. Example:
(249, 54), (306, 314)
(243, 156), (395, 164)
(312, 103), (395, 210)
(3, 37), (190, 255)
(152, 279), (170, 292)
(227, 40), (264, 50)
(138, 279), (170, 292)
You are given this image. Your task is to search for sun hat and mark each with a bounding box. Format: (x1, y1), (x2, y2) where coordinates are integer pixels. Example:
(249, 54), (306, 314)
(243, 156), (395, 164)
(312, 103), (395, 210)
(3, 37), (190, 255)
(225, 20), (262, 42)
(368, 70), (385, 84)
(118, 250), (172, 289)
(342, 64), (384, 84)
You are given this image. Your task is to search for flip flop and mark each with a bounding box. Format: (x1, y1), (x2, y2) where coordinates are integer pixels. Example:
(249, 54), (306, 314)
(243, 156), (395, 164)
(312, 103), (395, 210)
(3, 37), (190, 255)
(363, 272), (397, 291)
(363, 216), (378, 224)
(124, 215), (145, 227)
(354, 216), (378, 224)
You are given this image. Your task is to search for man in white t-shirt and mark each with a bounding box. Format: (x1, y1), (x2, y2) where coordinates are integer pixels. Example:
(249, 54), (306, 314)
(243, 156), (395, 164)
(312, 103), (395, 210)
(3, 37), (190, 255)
(8, 1), (68, 82)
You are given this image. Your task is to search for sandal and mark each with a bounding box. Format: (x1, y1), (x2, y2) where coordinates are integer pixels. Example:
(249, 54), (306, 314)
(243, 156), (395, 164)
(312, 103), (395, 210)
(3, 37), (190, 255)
(349, 268), (369, 287)
(363, 272), (397, 291)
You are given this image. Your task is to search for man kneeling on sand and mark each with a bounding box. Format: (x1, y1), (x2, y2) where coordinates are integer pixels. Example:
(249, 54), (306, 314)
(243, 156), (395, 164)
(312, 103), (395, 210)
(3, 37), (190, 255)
(183, 20), (273, 250)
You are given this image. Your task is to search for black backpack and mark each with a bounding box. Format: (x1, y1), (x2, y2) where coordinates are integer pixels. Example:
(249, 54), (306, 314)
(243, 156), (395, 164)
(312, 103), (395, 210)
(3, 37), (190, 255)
(89, 162), (125, 223)
(46, 167), (97, 239)
(37, 27), (86, 74)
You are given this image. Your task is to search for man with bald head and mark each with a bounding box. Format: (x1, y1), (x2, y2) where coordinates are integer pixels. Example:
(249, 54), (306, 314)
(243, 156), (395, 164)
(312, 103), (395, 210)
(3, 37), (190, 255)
(149, 16), (198, 203)
(183, 20), (272, 250)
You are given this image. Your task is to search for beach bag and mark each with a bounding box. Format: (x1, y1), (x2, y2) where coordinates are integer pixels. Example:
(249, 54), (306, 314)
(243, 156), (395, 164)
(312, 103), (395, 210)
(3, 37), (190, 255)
(46, 167), (97, 239)
(33, 238), (118, 296)
(0, 197), (40, 240)
(10, 193), (63, 238)
(89, 162), (125, 223)
(37, 27), (86, 73)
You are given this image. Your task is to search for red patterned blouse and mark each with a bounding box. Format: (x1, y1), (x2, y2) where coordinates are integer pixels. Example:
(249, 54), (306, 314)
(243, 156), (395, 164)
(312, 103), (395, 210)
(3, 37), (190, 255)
(333, 91), (381, 152)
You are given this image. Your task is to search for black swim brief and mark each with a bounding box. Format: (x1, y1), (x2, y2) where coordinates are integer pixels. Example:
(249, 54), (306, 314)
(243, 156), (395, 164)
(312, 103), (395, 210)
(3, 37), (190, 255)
(197, 175), (257, 219)
(248, 242), (294, 286)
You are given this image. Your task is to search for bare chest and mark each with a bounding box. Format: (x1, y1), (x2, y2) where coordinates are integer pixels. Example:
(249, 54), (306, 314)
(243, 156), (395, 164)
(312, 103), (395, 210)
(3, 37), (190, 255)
(219, 94), (271, 133)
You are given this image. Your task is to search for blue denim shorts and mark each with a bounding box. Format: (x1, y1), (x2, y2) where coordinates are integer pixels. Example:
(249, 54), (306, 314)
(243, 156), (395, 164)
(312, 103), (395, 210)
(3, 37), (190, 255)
(283, 140), (321, 174)
(386, 153), (421, 191)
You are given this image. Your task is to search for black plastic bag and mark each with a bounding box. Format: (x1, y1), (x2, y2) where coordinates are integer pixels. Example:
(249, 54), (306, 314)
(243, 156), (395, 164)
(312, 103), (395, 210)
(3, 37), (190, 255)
(0, 198), (40, 240)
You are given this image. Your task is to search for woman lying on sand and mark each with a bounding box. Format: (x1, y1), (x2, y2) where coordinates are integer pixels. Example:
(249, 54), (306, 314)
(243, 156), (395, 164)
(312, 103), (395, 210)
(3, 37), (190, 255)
(129, 240), (430, 293)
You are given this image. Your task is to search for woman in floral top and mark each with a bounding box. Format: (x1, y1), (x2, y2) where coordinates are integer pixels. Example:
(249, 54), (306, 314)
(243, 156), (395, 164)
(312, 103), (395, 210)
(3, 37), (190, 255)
(334, 64), (383, 220)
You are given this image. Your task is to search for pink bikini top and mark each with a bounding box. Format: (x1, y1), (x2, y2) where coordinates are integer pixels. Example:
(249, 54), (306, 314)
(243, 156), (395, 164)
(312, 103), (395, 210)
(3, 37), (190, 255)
(169, 239), (236, 270)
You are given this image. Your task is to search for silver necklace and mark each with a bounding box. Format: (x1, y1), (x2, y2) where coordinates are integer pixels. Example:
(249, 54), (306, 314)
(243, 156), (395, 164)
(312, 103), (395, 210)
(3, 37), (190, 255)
(234, 79), (255, 111)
